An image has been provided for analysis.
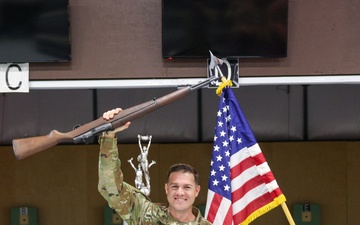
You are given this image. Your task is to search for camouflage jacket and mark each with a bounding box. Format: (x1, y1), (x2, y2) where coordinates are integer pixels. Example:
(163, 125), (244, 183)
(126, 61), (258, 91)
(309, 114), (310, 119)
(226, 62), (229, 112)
(98, 137), (212, 225)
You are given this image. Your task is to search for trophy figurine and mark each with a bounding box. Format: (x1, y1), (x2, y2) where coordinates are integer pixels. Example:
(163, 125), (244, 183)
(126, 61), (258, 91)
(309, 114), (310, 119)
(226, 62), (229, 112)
(128, 134), (156, 196)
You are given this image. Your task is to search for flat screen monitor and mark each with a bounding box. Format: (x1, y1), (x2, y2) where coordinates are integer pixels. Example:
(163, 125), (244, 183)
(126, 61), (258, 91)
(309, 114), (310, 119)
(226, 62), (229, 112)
(162, 0), (288, 59)
(0, 0), (71, 63)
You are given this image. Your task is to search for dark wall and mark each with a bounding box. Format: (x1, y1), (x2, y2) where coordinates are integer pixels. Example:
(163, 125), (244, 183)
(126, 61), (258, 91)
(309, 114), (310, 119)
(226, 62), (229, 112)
(2, 84), (360, 146)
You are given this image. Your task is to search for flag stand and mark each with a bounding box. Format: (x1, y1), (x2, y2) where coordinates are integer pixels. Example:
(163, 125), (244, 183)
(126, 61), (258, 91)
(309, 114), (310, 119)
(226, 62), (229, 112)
(281, 201), (296, 225)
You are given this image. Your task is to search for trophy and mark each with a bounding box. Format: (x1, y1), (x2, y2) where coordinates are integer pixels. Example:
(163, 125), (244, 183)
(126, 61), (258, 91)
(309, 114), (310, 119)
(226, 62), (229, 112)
(128, 134), (156, 196)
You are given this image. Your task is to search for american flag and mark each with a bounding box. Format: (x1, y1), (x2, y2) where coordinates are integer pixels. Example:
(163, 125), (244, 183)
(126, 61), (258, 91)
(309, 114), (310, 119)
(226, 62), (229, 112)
(204, 87), (286, 225)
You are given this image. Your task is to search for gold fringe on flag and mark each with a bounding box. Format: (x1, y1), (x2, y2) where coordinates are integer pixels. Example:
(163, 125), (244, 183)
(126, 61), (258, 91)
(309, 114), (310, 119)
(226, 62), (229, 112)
(240, 194), (287, 225)
(216, 78), (233, 96)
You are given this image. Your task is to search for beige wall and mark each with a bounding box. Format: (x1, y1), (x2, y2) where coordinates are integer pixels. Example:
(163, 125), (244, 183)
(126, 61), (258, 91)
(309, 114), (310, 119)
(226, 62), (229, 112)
(28, 0), (360, 80)
(0, 141), (359, 224)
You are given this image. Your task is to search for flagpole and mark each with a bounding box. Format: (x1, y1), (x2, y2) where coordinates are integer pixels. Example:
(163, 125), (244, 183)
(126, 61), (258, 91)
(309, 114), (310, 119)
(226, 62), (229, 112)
(281, 202), (296, 225)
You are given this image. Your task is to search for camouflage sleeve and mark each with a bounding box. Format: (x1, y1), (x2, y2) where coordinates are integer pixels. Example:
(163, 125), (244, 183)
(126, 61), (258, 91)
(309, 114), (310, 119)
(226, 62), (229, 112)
(98, 136), (163, 223)
(98, 136), (123, 204)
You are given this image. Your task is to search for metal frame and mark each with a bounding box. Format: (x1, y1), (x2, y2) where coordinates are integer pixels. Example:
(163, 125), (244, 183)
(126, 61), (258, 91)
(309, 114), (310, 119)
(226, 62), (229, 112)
(28, 75), (360, 90)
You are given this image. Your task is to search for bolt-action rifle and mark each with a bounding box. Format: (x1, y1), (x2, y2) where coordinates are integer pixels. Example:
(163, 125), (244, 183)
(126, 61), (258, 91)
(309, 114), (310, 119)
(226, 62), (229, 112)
(12, 76), (219, 160)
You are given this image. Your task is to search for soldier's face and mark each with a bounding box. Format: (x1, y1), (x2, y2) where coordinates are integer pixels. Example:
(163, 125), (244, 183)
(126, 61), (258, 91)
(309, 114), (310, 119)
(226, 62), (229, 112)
(165, 171), (200, 214)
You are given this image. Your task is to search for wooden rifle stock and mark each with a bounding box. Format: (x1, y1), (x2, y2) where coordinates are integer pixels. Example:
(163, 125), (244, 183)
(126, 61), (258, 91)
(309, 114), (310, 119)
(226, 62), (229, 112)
(12, 76), (219, 160)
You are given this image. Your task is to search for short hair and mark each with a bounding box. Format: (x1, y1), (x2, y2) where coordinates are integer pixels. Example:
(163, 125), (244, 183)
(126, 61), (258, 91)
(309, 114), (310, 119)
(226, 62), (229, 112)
(166, 163), (199, 185)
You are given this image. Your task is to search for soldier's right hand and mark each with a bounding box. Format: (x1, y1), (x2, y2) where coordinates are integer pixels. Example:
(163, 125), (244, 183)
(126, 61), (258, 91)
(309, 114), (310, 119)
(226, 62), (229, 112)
(102, 108), (131, 138)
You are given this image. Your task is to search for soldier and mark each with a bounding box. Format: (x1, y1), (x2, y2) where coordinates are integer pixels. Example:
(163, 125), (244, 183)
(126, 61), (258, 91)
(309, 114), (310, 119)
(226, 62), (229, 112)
(98, 108), (212, 225)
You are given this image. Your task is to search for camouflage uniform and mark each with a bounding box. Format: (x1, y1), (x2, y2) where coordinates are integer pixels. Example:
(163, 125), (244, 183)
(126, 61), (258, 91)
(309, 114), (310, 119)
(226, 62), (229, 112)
(98, 136), (212, 225)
